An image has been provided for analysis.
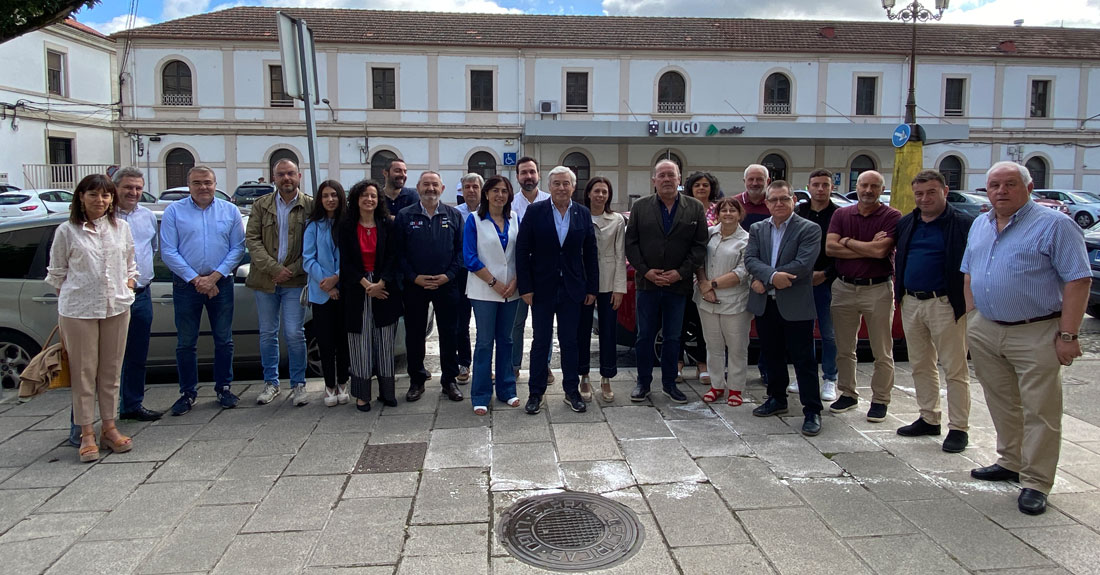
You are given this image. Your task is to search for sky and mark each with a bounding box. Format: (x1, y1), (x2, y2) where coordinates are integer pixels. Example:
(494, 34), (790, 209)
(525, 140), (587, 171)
(77, 0), (1100, 35)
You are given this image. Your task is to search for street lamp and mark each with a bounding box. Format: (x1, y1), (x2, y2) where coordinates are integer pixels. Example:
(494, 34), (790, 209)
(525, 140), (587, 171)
(882, 0), (949, 126)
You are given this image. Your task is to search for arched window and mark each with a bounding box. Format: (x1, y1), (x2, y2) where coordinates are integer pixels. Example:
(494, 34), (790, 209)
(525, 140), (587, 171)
(162, 60), (193, 106)
(563, 152), (591, 200)
(1025, 156), (1048, 188)
(848, 155), (876, 193)
(468, 151), (497, 181)
(764, 73), (792, 115)
(165, 148), (195, 189)
(761, 153), (788, 183)
(657, 151), (684, 188)
(370, 150), (398, 183)
(657, 71), (686, 114)
(939, 155), (964, 190)
(268, 149), (299, 182)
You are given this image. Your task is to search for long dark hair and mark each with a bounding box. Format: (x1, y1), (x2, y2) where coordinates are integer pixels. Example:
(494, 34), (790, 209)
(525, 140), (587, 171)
(70, 174), (118, 226)
(345, 179), (389, 227)
(583, 176), (614, 213)
(684, 171), (721, 202)
(309, 179), (346, 243)
(477, 175), (514, 219)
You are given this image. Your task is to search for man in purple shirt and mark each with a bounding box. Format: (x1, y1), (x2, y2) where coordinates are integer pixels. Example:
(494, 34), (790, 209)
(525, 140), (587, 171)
(825, 170), (902, 423)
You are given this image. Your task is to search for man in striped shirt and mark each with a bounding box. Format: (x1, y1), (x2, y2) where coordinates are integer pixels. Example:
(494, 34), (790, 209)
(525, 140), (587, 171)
(962, 161), (1091, 516)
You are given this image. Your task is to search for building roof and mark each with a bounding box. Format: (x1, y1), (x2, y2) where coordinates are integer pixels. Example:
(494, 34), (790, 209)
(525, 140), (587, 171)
(64, 18), (108, 40)
(116, 6), (1100, 59)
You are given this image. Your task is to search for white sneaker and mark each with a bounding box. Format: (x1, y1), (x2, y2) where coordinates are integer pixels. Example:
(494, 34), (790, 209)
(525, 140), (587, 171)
(291, 385), (309, 406)
(786, 381), (799, 394)
(257, 382), (280, 405)
(336, 383), (350, 405)
(821, 379), (838, 402)
(324, 387), (338, 407)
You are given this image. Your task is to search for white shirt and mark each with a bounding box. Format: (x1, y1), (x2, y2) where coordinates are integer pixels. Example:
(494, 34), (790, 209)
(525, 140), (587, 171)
(46, 217), (138, 319)
(512, 189), (549, 223)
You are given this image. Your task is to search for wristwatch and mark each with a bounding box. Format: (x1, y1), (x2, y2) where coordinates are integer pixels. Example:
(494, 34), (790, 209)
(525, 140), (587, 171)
(488, 277), (498, 287)
(710, 280), (718, 290)
(1058, 331), (1078, 342)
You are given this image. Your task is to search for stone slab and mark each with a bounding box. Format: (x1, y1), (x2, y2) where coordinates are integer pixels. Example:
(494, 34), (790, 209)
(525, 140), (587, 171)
(38, 461), (154, 512)
(546, 394), (607, 424)
(603, 407), (673, 439)
(423, 427), (491, 469)
(741, 434), (843, 478)
(1050, 491), (1100, 529)
(560, 460), (636, 494)
(105, 422), (202, 462)
(490, 442), (561, 491)
(491, 409), (551, 444)
(399, 553), (487, 575)
(369, 413), (435, 444)
(404, 523), (489, 556)
(239, 421), (318, 457)
(147, 438), (248, 482)
(0, 511), (104, 575)
(933, 471), (1075, 529)
(433, 399), (493, 429)
(642, 482), (748, 546)
(667, 418), (751, 458)
(46, 538), (156, 575)
(847, 533), (968, 575)
(696, 456), (801, 510)
(0, 429), (66, 467)
(311, 498), (411, 567)
(139, 504), (254, 574)
(0, 445), (91, 489)
(1011, 525), (1100, 575)
(672, 544), (775, 575)
(713, 403), (797, 435)
(412, 467), (490, 524)
(738, 507), (871, 575)
(84, 480), (209, 540)
(790, 477), (916, 537)
(213, 531), (320, 575)
(283, 431), (367, 475)
(620, 438), (705, 484)
(343, 471), (420, 499)
(551, 422), (622, 462)
(0, 415), (46, 443)
(830, 452), (949, 501)
(0, 487), (59, 533)
(243, 474), (345, 532)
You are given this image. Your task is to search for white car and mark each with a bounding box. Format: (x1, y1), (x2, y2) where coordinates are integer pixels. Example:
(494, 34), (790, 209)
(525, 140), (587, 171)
(157, 186), (231, 205)
(0, 189), (72, 220)
(1033, 189), (1100, 228)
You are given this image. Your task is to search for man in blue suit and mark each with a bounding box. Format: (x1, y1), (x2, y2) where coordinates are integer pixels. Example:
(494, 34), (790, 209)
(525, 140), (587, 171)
(516, 165), (599, 414)
(745, 180), (824, 436)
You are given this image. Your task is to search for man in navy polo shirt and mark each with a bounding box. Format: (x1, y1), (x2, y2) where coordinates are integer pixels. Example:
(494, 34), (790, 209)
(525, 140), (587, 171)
(381, 157), (419, 217)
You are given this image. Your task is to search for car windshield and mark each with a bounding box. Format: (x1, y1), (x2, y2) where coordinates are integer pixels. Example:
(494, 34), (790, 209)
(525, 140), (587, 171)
(160, 192), (188, 201)
(0, 195), (30, 205)
(1066, 191), (1099, 204)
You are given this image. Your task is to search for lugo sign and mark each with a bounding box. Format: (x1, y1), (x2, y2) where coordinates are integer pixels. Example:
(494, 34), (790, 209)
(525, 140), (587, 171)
(662, 120), (700, 135)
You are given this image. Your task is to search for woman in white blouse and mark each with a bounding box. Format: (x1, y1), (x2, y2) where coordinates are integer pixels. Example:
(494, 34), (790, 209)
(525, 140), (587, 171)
(46, 174), (138, 462)
(694, 197), (752, 407)
(578, 177), (627, 403)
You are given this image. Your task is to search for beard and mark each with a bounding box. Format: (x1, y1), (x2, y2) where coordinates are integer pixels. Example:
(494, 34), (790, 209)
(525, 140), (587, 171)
(519, 180), (538, 193)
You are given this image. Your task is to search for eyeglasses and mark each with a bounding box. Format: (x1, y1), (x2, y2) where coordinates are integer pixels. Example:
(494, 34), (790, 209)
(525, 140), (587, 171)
(765, 196), (793, 204)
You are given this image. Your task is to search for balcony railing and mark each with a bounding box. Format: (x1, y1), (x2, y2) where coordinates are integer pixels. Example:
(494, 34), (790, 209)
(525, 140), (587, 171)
(22, 164), (114, 191)
(657, 101), (686, 114)
(162, 92), (193, 106)
(565, 103), (589, 113)
(763, 101), (791, 115)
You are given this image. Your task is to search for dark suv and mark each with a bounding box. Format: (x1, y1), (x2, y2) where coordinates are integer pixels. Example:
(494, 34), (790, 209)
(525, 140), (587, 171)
(232, 183), (275, 210)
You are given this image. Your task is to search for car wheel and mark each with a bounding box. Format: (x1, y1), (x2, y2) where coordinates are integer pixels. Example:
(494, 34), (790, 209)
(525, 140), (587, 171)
(1075, 211), (1094, 228)
(0, 331), (40, 390)
(304, 323), (322, 378)
(1089, 303), (1100, 319)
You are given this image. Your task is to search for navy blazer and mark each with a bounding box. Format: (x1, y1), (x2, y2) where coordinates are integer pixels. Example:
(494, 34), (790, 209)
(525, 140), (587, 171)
(744, 214), (821, 322)
(516, 199), (599, 304)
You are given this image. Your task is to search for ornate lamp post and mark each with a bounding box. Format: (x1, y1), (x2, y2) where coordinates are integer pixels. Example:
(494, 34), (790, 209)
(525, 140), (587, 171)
(882, 0), (949, 126)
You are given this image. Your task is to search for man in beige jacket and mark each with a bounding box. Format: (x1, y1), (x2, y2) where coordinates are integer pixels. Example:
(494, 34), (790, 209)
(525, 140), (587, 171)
(247, 159), (314, 406)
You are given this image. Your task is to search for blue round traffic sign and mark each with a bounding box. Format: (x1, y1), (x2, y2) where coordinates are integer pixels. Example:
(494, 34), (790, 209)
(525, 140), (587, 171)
(892, 124), (911, 148)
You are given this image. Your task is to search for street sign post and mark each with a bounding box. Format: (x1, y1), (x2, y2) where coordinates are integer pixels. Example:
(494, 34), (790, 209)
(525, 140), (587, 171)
(276, 11), (321, 194)
(892, 123), (912, 148)
(503, 153), (517, 166)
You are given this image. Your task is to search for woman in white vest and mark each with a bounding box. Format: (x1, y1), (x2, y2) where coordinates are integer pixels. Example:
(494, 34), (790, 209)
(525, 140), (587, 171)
(462, 174), (522, 415)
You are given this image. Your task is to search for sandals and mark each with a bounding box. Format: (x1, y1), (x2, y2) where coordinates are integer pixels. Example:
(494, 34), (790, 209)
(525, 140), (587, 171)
(702, 388), (726, 403)
(79, 431), (99, 463)
(600, 377), (614, 402)
(579, 376), (592, 402)
(336, 383), (350, 405)
(99, 428), (132, 454)
(506, 397), (521, 408)
(473, 406), (489, 416)
(324, 387), (339, 407)
(727, 391), (743, 407)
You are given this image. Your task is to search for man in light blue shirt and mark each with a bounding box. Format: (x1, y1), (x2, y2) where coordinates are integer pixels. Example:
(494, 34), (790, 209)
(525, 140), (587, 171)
(510, 156), (553, 379)
(454, 172), (484, 384)
(161, 165), (246, 416)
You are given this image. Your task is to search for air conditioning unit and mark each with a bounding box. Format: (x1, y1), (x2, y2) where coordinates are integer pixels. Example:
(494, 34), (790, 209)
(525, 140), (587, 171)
(539, 100), (559, 114)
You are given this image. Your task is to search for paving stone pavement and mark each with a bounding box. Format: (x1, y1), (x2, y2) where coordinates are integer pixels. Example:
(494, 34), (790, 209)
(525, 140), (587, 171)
(2, 358), (1100, 574)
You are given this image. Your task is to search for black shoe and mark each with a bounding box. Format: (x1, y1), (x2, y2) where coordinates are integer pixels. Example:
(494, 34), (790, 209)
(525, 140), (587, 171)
(752, 397), (789, 417)
(866, 402), (888, 422)
(217, 389), (240, 409)
(1018, 488), (1047, 515)
(802, 413), (822, 436)
(406, 383), (425, 402)
(442, 381), (464, 402)
(630, 383), (651, 402)
(942, 430), (969, 453)
(662, 384), (688, 404)
(563, 394), (587, 413)
(525, 395), (544, 415)
(897, 417), (940, 437)
(170, 394), (195, 416)
(377, 396), (398, 408)
(119, 406), (163, 421)
(971, 463), (1020, 482)
(356, 400), (371, 412)
(829, 395), (858, 413)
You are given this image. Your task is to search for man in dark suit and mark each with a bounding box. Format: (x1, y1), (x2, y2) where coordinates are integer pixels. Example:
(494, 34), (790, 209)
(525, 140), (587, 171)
(516, 166), (599, 414)
(625, 160), (708, 404)
(745, 180), (824, 436)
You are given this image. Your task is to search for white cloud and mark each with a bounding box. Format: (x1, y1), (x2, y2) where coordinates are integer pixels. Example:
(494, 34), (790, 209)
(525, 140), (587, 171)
(162, 0), (213, 21)
(212, 0), (522, 14)
(82, 14), (155, 34)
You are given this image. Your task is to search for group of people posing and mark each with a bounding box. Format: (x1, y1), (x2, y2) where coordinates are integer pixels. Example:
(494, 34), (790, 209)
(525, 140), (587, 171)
(45, 155), (1089, 517)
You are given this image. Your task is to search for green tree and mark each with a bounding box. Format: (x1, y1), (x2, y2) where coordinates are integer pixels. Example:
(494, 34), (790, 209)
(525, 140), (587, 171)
(1, 1), (101, 44)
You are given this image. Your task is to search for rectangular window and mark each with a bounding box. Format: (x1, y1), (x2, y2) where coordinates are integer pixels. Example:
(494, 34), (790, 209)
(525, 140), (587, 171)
(269, 65), (293, 108)
(46, 50), (64, 96)
(1030, 79), (1050, 118)
(855, 76), (877, 116)
(565, 72), (589, 113)
(47, 137), (74, 188)
(372, 67), (396, 109)
(944, 78), (965, 117)
(470, 70), (493, 112)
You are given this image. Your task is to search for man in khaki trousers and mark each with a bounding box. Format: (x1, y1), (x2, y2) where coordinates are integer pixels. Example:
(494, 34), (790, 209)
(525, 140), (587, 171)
(892, 170), (975, 453)
(962, 161), (1091, 516)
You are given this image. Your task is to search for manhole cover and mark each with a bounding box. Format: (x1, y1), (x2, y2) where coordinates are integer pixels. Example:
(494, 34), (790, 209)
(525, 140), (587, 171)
(353, 442), (427, 473)
(497, 492), (644, 572)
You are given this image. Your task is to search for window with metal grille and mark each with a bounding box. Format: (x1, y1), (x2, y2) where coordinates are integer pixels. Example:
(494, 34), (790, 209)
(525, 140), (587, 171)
(1030, 80), (1050, 118)
(566, 72), (588, 113)
(46, 50), (64, 96)
(855, 76), (876, 116)
(763, 73), (791, 115)
(471, 70), (494, 111)
(939, 155), (963, 190)
(372, 67), (396, 109)
(165, 148), (195, 189)
(270, 65), (293, 108)
(944, 78), (965, 117)
(657, 72), (686, 114)
(162, 60), (193, 106)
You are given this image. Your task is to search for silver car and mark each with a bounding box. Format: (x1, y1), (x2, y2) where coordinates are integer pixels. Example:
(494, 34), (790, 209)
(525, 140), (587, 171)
(0, 210), (419, 390)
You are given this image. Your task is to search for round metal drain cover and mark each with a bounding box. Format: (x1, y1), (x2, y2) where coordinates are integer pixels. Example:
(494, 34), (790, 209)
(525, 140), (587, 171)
(498, 492), (644, 571)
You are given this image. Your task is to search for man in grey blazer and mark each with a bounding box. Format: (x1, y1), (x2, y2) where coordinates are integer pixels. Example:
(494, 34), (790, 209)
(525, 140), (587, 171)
(745, 180), (824, 436)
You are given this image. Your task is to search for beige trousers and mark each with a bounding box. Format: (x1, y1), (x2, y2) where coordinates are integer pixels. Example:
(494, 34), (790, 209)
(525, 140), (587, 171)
(831, 280), (895, 403)
(698, 308), (752, 392)
(967, 311), (1062, 494)
(901, 295), (971, 431)
(59, 311), (130, 426)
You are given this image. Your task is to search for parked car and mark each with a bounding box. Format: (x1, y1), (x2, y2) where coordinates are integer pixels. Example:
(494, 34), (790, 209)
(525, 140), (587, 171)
(157, 186), (232, 204)
(0, 211), (422, 389)
(945, 190), (989, 218)
(845, 190), (891, 205)
(139, 191), (158, 204)
(959, 190), (992, 215)
(0, 184), (21, 193)
(793, 190), (853, 208)
(232, 182), (275, 208)
(1086, 221), (1100, 318)
(1033, 189), (1100, 228)
(976, 187), (1071, 216)
(0, 189), (72, 219)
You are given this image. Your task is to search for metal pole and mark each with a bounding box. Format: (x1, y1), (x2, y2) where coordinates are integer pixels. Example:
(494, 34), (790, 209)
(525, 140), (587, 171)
(296, 19), (320, 195)
(905, 0), (918, 126)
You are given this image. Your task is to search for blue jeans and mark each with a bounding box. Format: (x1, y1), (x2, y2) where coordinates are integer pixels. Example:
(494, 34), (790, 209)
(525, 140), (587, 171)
(578, 292), (618, 378)
(634, 289), (687, 388)
(254, 285), (307, 387)
(173, 274), (234, 397)
(119, 287), (153, 413)
(470, 298), (519, 406)
(510, 298), (551, 371)
(813, 281), (838, 381)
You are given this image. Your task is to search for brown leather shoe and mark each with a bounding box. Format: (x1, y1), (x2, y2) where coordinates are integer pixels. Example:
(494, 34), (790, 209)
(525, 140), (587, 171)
(406, 382), (425, 402)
